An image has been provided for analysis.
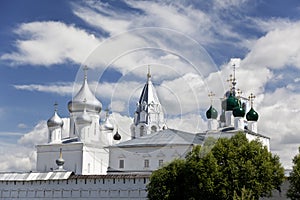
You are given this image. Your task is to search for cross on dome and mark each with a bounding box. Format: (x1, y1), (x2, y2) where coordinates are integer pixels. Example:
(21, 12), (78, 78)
(83, 65), (89, 80)
(236, 89), (242, 98)
(249, 93), (256, 107)
(147, 65), (151, 80)
(54, 102), (58, 112)
(208, 91), (215, 105)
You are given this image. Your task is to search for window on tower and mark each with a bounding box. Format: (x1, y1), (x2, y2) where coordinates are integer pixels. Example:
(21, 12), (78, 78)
(119, 160), (124, 169)
(144, 159), (149, 168)
(158, 159), (163, 167)
(140, 126), (145, 136)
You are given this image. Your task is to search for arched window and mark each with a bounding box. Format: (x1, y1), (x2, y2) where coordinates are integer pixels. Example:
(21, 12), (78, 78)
(140, 126), (145, 136)
(151, 125), (157, 133)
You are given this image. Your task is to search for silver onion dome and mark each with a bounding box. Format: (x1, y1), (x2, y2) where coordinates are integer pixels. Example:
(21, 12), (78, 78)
(47, 104), (64, 128)
(102, 109), (114, 130)
(68, 66), (102, 113)
(103, 118), (114, 130)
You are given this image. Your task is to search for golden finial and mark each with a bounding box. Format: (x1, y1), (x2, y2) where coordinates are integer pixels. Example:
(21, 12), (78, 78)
(54, 102), (58, 112)
(105, 107), (110, 117)
(83, 65), (89, 80)
(147, 65), (151, 80)
(248, 93), (256, 107)
(227, 74), (234, 91)
(236, 89), (242, 98)
(59, 148), (63, 160)
(208, 91), (215, 105)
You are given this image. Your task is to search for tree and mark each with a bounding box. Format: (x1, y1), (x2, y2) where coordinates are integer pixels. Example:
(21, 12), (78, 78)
(287, 147), (300, 199)
(147, 159), (186, 200)
(147, 133), (284, 200)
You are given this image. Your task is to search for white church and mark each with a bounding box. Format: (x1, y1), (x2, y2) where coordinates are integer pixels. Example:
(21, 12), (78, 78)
(0, 62), (271, 199)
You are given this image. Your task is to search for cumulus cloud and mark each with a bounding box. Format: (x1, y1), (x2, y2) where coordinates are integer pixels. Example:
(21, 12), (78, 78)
(1, 21), (101, 66)
(243, 21), (300, 69)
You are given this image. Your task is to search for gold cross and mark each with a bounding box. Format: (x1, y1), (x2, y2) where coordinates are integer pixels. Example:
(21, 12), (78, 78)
(208, 91), (215, 105)
(83, 65), (89, 79)
(248, 93), (256, 107)
(236, 89), (242, 97)
(53, 102), (58, 112)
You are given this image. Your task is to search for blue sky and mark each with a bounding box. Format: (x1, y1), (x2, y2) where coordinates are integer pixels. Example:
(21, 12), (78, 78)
(1, 0), (300, 170)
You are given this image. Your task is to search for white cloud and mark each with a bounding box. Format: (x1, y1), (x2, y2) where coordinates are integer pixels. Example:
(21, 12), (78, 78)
(18, 121), (48, 147)
(17, 123), (28, 129)
(243, 21), (300, 69)
(0, 120), (48, 172)
(212, 0), (249, 10)
(1, 21), (101, 66)
(73, 5), (130, 35)
(13, 82), (75, 96)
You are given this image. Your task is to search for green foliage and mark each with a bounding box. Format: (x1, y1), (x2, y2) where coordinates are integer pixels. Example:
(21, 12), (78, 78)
(233, 187), (255, 200)
(287, 147), (300, 199)
(147, 133), (285, 200)
(147, 159), (186, 200)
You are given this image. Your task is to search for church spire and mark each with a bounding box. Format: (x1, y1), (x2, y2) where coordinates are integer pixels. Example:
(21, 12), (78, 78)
(130, 66), (167, 139)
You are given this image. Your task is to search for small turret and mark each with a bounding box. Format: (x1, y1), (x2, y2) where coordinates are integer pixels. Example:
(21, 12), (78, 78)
(47, 103), (63, 143)
(55, 148), (65, 171)
(102, 108), (114, 131)
(206, 92), (218, 131)
(246, 93), (259, 133)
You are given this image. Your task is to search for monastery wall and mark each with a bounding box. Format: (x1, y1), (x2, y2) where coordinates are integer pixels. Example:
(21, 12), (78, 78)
(0, 175), (149, 199)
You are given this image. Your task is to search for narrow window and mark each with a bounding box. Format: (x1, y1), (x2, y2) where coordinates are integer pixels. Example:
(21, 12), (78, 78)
(88, 163), (91, 173)
(119, 160), (124, 169)
(159, 159), (163, 167)
(144, 159), (149, 168)
(140, 126), (144, 136)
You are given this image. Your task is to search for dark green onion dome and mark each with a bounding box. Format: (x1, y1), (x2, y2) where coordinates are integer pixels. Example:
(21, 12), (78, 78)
(246, 107), (259, 121)
(233, 106), (245, 117)
(206, 105), (218, 119)
(226, 94), (240, 111)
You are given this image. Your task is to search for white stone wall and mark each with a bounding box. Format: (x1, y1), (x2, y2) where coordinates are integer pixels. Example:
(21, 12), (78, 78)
(36, 143), (83, 173)
(108, 145), (193, 173)
(36, 143), (109, 175)
(0, 175), (149, 199)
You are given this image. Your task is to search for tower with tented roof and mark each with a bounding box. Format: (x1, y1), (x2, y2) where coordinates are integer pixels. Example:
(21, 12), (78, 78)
(130, 66), (167, 139)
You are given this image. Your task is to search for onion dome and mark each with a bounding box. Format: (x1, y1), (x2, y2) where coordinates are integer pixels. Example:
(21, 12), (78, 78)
(226, 93), (240, 111)
(233, 106), (245, 117)
(113, 130), (121, 140)
(102, 109), (114, 130)
(206, 105), (218, 119)
(103, 117), (114, 130)
(47, 105), (64, 128)
(246, 107), (259, 121)
(68, 66), (102, 113)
